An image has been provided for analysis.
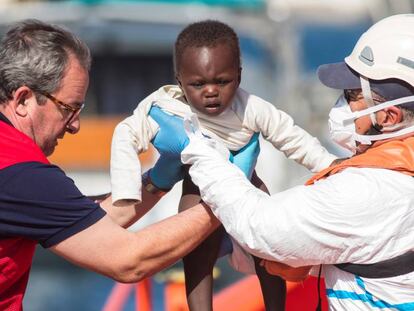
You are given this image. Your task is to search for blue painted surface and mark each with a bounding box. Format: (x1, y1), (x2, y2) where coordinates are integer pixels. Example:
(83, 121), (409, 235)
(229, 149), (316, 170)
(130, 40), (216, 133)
(298, 20), (372, 72)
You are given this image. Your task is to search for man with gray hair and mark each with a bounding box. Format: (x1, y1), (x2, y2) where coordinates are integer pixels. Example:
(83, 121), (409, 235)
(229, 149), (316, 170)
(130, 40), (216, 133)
(181, 14), (414, 310)
(0, 20), (221, 310)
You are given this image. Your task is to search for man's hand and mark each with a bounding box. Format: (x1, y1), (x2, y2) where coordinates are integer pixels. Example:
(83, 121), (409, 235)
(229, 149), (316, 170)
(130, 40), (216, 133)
(147, 106), (189, 190)
(182, 113), (260, 180)
(182, 113), (230, 165)
(148, 110), (260, 192)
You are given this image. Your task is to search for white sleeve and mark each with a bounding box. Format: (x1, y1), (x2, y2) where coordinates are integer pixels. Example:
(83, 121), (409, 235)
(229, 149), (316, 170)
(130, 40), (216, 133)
(182, 137), (391, 267)
(110, 113), (158, 205)
(245, 100), (337, 172)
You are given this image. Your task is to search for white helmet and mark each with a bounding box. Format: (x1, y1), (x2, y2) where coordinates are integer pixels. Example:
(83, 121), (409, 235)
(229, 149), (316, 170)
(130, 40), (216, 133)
(318, 14), (414, 107)
(318, 14), (414, 145)
(345, 14), (414, 86)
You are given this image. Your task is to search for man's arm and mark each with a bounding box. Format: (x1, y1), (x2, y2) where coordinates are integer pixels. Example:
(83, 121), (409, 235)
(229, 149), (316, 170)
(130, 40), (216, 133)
(99, 188), (161, 228)
(180, 130), (349, 267)
(50, 202), (219, 283)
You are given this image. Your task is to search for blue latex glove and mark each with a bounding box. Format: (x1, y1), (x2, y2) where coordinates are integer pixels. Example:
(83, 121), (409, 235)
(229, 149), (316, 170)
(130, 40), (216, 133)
(148, 106), (189, 190)
(149, 107), (260, 190)
(230, 132), (260, 180)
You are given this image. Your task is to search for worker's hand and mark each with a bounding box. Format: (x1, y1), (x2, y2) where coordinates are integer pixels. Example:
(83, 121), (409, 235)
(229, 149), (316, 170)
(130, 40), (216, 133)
(147, 106), (189, 190)
(182, 113), (231, 164)
(148, 110), (260, 190)
(182, 113), (260, 180)
(231, 133), (260, 180)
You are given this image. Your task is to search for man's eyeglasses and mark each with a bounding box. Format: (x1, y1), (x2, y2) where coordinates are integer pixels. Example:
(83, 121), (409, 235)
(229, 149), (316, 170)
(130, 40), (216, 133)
(39, 90), (84, 123)
(344, 89), (363, 103)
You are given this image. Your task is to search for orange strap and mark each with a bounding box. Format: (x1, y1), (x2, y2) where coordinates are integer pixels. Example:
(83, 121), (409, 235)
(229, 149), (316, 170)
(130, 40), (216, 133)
(262, 137), (414, 281)
(306, 136), (414, 185)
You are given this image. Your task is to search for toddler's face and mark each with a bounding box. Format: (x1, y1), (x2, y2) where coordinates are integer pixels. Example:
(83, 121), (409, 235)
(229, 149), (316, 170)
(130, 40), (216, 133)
(176, 43), (241, 116)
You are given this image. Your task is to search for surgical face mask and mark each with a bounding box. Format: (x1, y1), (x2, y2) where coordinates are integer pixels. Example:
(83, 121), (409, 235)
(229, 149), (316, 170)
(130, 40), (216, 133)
(328, 94), (414, 154)
(328, 95), (359, 154)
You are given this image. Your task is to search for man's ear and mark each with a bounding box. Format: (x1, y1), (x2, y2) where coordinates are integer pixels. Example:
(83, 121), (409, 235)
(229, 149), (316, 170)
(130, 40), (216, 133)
(13, 86), (34, 117)
(378, 106), (403, 127)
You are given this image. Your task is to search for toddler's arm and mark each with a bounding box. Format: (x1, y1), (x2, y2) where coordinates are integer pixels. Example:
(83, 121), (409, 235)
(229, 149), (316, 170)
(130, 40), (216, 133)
(247, 101), (337, 172)
(110, 106), (189, 206)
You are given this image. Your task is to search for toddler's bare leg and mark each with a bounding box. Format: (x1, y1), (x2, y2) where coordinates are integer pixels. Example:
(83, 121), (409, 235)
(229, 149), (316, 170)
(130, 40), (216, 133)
(251, 172), (286, 311)
(179, 167), (224, 311)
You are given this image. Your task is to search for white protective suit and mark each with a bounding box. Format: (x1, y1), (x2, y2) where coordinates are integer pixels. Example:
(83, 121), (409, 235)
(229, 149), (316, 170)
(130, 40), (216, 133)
(110, 85), (336, 204)
(181, 132), (414, 310)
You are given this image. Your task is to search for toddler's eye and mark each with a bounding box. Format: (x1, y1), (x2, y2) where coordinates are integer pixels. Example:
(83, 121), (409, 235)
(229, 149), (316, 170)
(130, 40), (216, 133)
(190, 82), (204, 89)
(217, 80), (230, 86)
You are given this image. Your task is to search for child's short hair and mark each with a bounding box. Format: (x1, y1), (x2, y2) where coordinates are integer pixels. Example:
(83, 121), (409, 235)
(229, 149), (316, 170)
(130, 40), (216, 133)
(174, 20), (241, 73)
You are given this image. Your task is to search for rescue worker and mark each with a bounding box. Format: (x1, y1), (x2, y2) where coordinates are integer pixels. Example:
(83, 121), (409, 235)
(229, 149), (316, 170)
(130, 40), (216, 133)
(181, 14), (414, 310)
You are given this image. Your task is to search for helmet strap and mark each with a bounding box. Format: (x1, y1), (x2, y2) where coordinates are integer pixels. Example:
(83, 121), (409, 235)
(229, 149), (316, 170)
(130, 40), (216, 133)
(360, 75), (378, 126)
